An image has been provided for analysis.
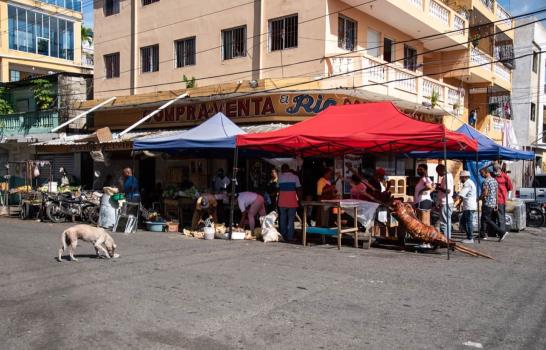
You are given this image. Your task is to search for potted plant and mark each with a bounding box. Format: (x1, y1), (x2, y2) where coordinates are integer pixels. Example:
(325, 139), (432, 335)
(471, 34), (481, 48)
(430, 90), (440, 109)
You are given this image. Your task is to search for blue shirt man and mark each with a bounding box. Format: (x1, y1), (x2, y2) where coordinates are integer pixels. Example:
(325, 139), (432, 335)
(122, 168), (140, 202)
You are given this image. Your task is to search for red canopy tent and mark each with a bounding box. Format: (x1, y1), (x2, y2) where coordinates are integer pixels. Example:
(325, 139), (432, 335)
(236, 102), (478, 155)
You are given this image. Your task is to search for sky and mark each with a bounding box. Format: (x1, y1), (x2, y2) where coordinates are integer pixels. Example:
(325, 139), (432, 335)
(80, 1), (544, 29)
(497, 0), (544, 15)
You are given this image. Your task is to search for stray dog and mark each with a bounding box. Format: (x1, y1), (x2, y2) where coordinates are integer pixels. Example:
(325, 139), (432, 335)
(58, 224), (119, 262)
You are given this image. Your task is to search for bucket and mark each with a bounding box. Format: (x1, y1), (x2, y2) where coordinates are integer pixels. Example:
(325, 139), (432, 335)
(146, 221), (166, 232)
(204, 227), (215, 240)
(48, 182), (58, 193)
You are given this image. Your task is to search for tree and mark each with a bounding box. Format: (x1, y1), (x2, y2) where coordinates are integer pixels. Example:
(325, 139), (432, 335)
(32, 79), (55, 111)
(0, 87), (14, 115)
(81, 26), (94, 46)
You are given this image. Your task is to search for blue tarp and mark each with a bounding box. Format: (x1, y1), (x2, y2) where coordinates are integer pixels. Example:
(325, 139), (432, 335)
(408, 124), (535, 161)
(133, 113), (245, 151)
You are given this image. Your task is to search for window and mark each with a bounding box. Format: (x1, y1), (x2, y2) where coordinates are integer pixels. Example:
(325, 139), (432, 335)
(532, 51), (538, 73)
(104, 0), (120, 16)
(404, 44), (418, 71)
(338, 16), (356, 51)
(269, 14), (298, 51)
(143, 0), (159, 5)
(10, 70), (20, 82)
(104, 53), (120, 78)
(175, 37), (196, 68)
(8, 5), (74, 60)
(37, 1), (82, 12)
(383, 37), (395, 63)
(222, 26), (246, 60)
(531, 102), (536, 122)
(367, 29), (380, 57)
(141, 44), (159, 73)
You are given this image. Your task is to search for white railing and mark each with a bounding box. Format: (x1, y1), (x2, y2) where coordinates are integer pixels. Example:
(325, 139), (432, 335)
(422, 78), (444, 101)
(480, 0), (493, 11)
(496, 5), (510, 21)
(447, 88), (461, 106)
(495, 62), (511, 81)
(471, 48), (492, 71)
(363, 58), (386, 83)
(408, 0), (423, 9)
(394, 68), (417, 93)
(331, 57), (354, 75)
(429, 0), (449, 25)
(454, 15), (465, 34)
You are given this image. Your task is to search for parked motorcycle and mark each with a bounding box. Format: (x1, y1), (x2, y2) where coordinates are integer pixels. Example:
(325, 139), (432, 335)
(526, 202), (545, 228)
(45, 191), (100, 224)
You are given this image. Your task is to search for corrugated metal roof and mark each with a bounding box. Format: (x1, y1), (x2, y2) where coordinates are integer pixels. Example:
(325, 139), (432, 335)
(32, 123), (291, 147)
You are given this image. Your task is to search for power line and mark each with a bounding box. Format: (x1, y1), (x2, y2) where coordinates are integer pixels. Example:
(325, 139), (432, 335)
(84, 15), (544, 96)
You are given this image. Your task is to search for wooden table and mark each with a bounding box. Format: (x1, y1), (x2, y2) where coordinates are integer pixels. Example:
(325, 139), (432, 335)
(301, 200), (360, 250)
(163, 197), (195, 226)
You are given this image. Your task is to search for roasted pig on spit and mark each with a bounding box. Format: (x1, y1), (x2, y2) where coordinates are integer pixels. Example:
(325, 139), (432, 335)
(391, 201), (494, 259)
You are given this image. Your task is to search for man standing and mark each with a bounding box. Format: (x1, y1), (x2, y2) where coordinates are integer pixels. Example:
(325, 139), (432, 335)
(455, 171), (477, 243)
(278, 164), (302, 242)
(212, 168), (230, 193)
(479, 167), (502, 240)
(435, 164), (454, 239)
(237, 191), (266, 231)
(493, 163), (512, 241)
(122, 168), (140, 202)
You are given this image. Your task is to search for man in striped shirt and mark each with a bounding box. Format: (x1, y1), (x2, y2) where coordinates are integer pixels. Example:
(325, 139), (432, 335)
(278, 164), (302, 242)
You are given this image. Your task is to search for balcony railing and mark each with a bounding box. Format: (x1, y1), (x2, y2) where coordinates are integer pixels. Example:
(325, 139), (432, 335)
(0, 110), (59, 136)
(480, 0), (494, 11)
(429, 0), (449, 25)
(495, 62), (510, 81)
(471, 47), (492, 71)
(331, 54), (464, 111)
(454, 15), (465, 33)
(408, 0), (423, 8)
(496, 5), (510, 21)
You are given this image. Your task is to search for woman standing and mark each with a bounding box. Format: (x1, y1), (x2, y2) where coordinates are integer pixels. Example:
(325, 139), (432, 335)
(265, 168), (279, 212)
(414, 164), (434, 249)
(349, 175), (377, 202)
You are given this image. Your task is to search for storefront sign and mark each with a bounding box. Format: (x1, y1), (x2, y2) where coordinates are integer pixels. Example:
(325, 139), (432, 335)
(143, 94), (364, 124)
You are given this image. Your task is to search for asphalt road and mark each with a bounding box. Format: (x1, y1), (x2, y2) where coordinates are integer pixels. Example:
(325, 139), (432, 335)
(0, 218), (545, 350)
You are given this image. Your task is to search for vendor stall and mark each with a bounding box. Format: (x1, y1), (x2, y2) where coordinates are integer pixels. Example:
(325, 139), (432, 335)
(237, 102), (478, 252)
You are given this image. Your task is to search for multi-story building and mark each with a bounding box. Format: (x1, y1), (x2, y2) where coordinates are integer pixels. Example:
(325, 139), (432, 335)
(512, 18), (546, 171)
(35, 0), (517, 190)
(0, 0), (91, 82)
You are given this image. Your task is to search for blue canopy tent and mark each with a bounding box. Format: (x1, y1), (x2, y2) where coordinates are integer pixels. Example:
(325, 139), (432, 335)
(407, 124), (535, 161)
(408, 124), (535, 196)
(133, 112), (244, 151)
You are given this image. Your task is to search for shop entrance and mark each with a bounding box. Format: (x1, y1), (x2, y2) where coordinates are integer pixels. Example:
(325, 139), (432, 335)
(139, 158), (156, 206)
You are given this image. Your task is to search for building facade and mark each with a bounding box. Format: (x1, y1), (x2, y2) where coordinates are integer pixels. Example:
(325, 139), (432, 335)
(512, 19), (546, 170)
(0, 0), (91, 82)
(33, 0), (517, 191)
(92, 0), (514, 138)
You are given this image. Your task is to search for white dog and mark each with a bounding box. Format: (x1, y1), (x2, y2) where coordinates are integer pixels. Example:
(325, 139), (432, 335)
(58, 224), (119, 262)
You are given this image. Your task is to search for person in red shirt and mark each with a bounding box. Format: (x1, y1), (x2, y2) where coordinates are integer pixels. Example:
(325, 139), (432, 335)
(493, 163), (512, 241)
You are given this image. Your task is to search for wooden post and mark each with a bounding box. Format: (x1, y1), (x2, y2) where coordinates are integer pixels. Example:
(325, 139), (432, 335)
(337, 204), (342, 250)
(302, 205), (308, 246)
(354, 206), (358, 248)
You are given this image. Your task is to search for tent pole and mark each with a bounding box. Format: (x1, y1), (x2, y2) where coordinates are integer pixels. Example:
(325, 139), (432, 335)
(444, 137), (450, 260)
(228, 147), (239, 240)
(475, 152), (481, 244)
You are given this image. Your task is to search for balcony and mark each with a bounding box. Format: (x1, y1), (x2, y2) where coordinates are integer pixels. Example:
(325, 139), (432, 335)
(444, 47), (511, 90)
(472, 0), (513, 35)
(326, 54), (465, 114)
(340, 0), (468, 51)
(0, 110), (59, 138)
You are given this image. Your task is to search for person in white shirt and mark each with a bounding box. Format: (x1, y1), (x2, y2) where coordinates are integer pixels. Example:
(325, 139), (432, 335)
(237, 191), (266, 231)
(455, 170), (477, 243)
(435, 164), (454, 239)
(212, 168), (230, 193)
(414, 164), (434, 210)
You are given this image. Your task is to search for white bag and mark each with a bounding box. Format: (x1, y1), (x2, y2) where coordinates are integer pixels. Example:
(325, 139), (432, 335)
(260, 211), (282, 243)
